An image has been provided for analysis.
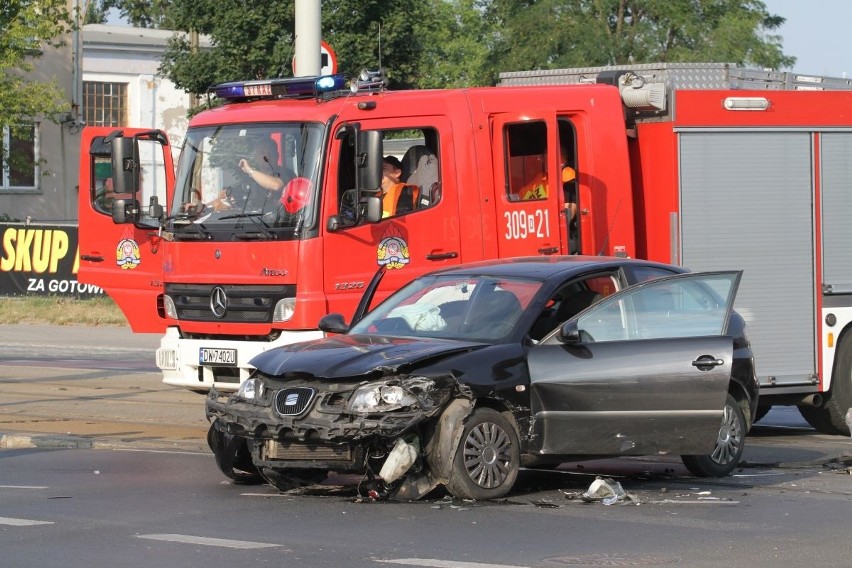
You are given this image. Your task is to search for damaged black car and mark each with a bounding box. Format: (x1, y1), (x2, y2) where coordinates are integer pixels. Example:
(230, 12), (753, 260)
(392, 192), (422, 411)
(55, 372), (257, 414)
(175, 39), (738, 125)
(206, 256), (758, 500)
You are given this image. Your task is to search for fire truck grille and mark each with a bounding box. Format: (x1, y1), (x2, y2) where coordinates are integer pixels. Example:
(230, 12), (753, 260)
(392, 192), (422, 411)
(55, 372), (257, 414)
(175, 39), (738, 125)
(164, 283), (295, 323)
(275, 387), (316, 416)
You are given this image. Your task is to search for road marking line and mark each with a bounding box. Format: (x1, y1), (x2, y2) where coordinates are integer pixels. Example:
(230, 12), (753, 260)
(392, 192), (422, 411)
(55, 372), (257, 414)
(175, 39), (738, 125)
(0, 516), (53, 526)
(112, 449), (208, 456)
(374, 559), (528, 568)
(136, 534), (279, 549)
(0, 485), (49, 489)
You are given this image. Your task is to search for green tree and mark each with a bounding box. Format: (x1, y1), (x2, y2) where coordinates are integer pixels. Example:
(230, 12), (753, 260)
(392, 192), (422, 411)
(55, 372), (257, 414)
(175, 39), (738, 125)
(418, 0), (494, 88)
(482, 0), (794, 81)
(0, 0), (73, 172)
(158, 0), (452, 100)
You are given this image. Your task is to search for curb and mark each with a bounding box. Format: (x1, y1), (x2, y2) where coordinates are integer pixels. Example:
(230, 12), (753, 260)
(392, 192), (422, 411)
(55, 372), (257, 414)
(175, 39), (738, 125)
(0, 432), (209, 453)
(0, 433), (93, 450)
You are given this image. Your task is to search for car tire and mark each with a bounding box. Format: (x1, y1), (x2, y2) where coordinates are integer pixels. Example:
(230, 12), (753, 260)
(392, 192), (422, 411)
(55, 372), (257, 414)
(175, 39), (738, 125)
(681, 394), (745, 478)
(259, 467), (328, 492)
(797, 334), (852, 436)
(206, 422), (263, 485)
(445, 407), (520, 500)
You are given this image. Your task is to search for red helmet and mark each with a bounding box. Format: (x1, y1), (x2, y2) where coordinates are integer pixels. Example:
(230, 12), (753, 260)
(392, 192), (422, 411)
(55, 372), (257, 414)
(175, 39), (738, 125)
(281, 177), (311, 214)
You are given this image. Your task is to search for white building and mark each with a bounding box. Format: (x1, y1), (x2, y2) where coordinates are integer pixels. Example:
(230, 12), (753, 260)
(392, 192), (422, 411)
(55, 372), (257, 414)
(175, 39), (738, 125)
(1, 21), (200, 223)
(82, 23), (202, 164)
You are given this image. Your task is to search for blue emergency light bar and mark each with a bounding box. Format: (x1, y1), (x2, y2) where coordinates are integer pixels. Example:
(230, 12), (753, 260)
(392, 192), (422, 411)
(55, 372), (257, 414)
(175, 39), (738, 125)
(211, 74), (347, 101)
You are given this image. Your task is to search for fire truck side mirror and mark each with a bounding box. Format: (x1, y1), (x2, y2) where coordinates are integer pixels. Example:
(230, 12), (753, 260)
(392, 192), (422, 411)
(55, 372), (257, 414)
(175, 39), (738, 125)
(110, 137), (139, 196)
(111, 198), (138, 224)
(356, 130), (382, 192)
(363, 195), (382, 223)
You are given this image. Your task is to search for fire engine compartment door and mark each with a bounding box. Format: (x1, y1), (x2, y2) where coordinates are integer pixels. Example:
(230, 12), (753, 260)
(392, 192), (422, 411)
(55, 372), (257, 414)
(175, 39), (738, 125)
(77, 127), (174, 333)
(678, 131), (815, 387)
(820, 133), (852, 294)
(491, 112), (566, 257)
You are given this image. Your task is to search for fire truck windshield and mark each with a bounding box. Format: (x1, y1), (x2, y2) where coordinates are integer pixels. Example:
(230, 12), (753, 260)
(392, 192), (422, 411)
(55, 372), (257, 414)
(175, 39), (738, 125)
(169, 123), (323, 240)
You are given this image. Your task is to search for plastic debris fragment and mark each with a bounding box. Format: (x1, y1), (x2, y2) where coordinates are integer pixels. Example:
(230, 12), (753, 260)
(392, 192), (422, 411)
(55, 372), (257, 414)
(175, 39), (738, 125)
(580, 476), (636, 505)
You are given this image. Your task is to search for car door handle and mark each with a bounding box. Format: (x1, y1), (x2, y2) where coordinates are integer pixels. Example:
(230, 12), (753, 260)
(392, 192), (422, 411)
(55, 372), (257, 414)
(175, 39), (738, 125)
(80, 254), (104, 262)
(538, 246), (559, 255)
(692, 356), (725, 371)
(426, 251), (458, 261)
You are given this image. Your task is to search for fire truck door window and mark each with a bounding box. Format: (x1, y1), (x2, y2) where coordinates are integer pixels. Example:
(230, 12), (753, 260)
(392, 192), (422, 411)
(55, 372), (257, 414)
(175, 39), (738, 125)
(134, 138), (168, 227)
(558, 118), (579, 254)
(505, 121), (548, 201)
(336, 127), (441, 224)
(92, 137), (164, 228)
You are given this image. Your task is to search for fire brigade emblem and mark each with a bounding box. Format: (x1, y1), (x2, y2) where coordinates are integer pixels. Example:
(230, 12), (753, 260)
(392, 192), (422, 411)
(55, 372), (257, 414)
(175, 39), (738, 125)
(116, 238), (141, 270)
(377, 227), (410, 270)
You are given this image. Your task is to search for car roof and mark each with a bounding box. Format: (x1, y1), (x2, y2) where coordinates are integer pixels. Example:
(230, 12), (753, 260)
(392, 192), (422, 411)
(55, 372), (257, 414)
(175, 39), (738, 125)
(423, 256), (687, 282)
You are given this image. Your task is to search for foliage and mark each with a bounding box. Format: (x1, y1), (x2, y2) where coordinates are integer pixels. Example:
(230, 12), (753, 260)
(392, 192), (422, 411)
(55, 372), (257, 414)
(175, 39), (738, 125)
(0, 0), (73, 172)
(93, 0), (795, 97)
(88, 0), (173, 28)
(160, 0), (295, 95)
(482, 0), (794, 81)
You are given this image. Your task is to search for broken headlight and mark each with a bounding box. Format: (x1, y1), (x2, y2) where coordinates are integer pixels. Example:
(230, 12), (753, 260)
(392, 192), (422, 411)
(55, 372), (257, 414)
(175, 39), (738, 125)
(236, 377), (263, 401)
(348, 378), (433, 414)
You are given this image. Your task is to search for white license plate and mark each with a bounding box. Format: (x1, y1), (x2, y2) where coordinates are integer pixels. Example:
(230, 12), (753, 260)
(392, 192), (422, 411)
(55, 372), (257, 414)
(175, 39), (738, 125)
(199, 348), (237, 366)
(156, 348), (177, 370)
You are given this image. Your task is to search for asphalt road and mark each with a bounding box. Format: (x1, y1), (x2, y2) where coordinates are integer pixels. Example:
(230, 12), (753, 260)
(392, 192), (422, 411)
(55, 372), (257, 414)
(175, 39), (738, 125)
(2, 324), (852, 567)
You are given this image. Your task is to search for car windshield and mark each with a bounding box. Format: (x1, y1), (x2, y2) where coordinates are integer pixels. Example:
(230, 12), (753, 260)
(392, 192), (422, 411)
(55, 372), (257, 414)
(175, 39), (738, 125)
(350, 274), (543, 342)
(169, 123), (324, 241)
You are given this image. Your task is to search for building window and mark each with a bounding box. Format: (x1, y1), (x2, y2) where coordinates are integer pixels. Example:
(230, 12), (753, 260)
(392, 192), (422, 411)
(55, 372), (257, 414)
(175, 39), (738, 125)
(83, 81), (128, 127)
(1, 124), (38, 190)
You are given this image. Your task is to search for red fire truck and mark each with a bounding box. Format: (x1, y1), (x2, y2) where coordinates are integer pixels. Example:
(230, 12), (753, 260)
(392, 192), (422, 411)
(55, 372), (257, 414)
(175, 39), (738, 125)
(78, 63), (852, 435)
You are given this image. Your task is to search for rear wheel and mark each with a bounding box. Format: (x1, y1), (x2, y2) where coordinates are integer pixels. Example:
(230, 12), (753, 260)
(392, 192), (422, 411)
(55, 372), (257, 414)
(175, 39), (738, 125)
(259, 467), (328, 492)
(797, 334), (852, 436)
(681, 394), (745, 477)
(445, 408), (520, 500)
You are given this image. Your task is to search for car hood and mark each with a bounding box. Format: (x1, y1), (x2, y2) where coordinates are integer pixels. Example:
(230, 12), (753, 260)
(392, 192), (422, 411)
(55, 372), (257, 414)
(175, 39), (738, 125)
(249, 334), (487, 379)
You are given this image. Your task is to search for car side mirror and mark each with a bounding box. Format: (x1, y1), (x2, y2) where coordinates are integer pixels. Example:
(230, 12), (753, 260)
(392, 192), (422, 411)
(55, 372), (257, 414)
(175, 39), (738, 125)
(557, 320), (581, 344)
(318, 313), (349, 334)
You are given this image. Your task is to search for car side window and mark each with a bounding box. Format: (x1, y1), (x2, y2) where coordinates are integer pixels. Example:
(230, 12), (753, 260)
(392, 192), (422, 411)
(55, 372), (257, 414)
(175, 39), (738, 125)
(576, 273), (738, 342)
(528, 273), (618, 342)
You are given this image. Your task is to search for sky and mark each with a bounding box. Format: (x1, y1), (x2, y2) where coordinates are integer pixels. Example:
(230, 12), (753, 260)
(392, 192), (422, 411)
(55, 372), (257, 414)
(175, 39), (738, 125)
(763, 0), (852, 77)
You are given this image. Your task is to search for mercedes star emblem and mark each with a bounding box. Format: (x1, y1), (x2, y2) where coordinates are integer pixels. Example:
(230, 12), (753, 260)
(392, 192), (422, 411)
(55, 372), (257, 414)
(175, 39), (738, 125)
(210, 286), (228, 319)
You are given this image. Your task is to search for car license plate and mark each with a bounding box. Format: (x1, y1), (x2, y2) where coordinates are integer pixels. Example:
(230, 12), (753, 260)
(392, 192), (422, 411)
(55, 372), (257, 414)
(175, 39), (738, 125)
(199, 348), (237, 366)
(156, 348), (177, 370)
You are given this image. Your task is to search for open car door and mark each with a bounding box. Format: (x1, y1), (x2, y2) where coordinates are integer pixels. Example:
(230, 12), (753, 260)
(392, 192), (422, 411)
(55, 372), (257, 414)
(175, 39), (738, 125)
(77, 127), (175, 333)
(527, 271), (742, 457)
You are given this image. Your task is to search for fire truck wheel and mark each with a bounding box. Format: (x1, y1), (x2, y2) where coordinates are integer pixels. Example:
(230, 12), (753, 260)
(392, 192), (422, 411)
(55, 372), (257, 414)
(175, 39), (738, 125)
(445, 407), (520, 500)
(681, 394), (745, 478)
(207, 423), (263, 485)
(259, 467), (328, 492)
(797, 333), (852, 436)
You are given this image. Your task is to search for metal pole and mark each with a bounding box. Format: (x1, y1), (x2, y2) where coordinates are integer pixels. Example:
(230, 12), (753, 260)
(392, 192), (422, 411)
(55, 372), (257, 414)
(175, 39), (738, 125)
(294, 0), (321, 76)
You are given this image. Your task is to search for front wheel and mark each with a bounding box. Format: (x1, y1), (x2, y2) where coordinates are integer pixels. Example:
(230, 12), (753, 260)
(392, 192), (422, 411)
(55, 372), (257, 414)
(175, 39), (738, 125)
(681, 394), (746, 477)
(207, 422), (263, 485)
(444, 408), (520, 500)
